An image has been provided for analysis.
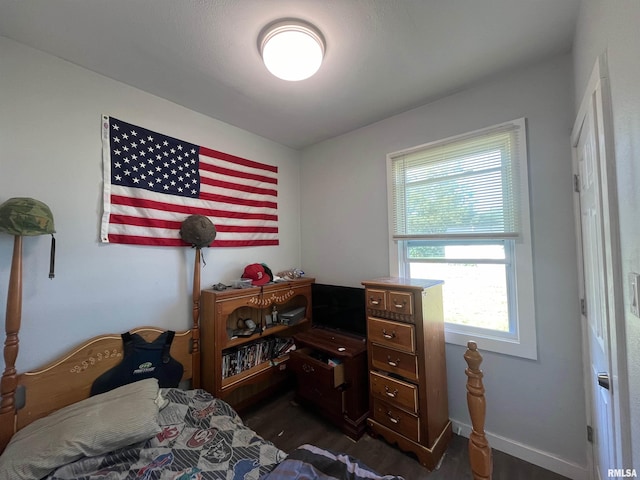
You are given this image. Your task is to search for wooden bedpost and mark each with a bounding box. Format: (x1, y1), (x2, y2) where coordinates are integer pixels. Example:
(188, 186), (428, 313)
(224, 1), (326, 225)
(191, 248), (201, 389)
(465, 340), (492, 480)
(0, 236), (22, 451)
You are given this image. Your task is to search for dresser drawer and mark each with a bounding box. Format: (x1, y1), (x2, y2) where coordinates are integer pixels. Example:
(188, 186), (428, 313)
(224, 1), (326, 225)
(372, 398), (420, 442)
(370, 344), (418, 381)
(370, 371), (418, 413)
(368, 318), (415, 353)
(296, 378), (344, 417)
(366, 288), (387, 310)
(387, 290), (413, 316)
(290, 348), (345, 389)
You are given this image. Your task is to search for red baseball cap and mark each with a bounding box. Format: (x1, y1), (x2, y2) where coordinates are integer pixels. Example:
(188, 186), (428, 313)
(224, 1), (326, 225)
(242, 263), (270, 286)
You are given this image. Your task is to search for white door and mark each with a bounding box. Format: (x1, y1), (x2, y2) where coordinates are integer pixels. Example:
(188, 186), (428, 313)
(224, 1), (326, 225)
(572, 58), (629, 479)
(575, 99), (614, 480)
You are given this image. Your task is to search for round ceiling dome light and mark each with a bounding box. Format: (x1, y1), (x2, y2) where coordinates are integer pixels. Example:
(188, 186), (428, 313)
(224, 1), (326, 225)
(259, 19), (325, 81)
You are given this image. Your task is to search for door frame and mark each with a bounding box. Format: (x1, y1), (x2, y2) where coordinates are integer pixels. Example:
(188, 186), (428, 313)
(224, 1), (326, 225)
(571, 54), (631, 476)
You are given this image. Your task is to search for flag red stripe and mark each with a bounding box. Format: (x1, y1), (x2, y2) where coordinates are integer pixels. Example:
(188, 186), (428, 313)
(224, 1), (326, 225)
(215, 225), (278, 233)
(111, 194), (278, 221)
(110, 214), (181, 229)
(212, 239), (280, 247)
(200, 176), (277, 197)
(199, 146), (278, 174)
(108, 234), (278, 247)
(110, 214), (277, 233)
(108, 234), (189, 247)
(199, 162), (277, 185)
(198, 191), (277, 210)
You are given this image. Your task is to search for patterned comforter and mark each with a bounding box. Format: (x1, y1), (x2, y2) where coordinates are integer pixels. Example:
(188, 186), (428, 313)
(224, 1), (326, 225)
(45, 388), (287, 480)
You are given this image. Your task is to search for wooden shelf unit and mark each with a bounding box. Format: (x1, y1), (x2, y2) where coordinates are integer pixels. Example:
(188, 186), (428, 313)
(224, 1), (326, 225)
(200, 277), (314, 410)
(362, 277), (451, 470)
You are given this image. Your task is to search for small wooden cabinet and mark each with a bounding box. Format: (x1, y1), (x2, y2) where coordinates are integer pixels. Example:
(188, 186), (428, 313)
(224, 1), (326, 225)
(200, 278), (314, 410)
(362, 277), (451, 470)
(290, 328), (369, 440)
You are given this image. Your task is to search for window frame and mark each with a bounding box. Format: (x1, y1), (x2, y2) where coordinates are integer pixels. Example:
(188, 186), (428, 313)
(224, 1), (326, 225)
(387, 119), (537, 359)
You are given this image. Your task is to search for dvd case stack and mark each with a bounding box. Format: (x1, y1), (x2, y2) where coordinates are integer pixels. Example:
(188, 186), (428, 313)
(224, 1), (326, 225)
(221, 337), (296, 379)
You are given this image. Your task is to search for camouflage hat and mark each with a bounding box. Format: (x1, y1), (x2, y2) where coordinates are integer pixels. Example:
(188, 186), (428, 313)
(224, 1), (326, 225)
(0, 197), (55, 236)
(180, 214), (216, 248)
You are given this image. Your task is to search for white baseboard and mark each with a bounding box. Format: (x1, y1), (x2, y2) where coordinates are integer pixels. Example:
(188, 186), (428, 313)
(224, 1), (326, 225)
(450, 418), (589, 480)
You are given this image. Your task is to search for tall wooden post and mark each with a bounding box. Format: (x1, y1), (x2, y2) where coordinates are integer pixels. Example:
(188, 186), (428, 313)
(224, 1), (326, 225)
(0, 236), (23, 451)
(465, 340), (492, 480)
(191, 248), (201, 388)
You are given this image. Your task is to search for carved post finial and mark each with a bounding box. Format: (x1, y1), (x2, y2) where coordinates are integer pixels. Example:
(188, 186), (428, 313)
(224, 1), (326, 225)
(465, 340), (492, 480)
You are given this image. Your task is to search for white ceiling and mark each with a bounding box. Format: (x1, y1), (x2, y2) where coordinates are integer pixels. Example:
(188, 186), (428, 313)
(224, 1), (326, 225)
(0, 0), (581, 150)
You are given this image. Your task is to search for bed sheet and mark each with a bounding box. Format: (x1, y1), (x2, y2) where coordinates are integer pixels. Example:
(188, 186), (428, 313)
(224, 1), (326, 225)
(45, 388), (287, 480)
(262, 444), (405, 480)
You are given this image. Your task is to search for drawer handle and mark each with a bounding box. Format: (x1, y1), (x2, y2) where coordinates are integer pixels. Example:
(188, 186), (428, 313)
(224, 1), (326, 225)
(370, 297), (381, 306)
(382, 329), (396, 339)
(393, 299), (407, 309)
(386, 411), (400, 424)
(302, 364), (315, 373)
(384, 386), (398, 398)
(387, 356), (400, 368)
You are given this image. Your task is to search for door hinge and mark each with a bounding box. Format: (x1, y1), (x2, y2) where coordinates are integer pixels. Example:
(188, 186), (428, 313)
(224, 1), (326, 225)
(574, 174), (580, 193)
(581, 298), (587, 316)
(587, 425), (593, 443)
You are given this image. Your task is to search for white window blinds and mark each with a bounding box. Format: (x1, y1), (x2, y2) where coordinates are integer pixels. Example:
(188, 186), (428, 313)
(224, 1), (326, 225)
(390, 119), (525, 240)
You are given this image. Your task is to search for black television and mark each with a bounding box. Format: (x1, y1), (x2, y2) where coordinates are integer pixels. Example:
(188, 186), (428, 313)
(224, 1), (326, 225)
(311, 283), (366, 337)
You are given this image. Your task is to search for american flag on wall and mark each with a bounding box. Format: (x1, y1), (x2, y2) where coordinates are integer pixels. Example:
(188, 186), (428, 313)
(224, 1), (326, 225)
(100, 116), (278, 247)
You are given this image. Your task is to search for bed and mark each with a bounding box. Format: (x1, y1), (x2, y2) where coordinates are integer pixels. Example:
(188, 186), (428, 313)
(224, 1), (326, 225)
(0, 297), (491, 479)
(0, 319), (425, 480)
(0, 330), (492, 480)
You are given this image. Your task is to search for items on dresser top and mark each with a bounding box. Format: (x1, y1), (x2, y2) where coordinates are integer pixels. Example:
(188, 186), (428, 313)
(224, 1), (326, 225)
(242, 263), (273, 286)
(279, 306), (306, 325)
(363, 277), (451, 470)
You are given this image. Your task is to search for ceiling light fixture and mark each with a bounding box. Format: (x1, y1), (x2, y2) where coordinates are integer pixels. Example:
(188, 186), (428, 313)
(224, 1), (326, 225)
(258, 19), (325, 81)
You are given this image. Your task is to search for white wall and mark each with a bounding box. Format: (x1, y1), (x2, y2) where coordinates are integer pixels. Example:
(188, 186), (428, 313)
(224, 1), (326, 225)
(300, 55), (587, 477)
(573, 0), (640, 465)
(0, 37), (302, 373)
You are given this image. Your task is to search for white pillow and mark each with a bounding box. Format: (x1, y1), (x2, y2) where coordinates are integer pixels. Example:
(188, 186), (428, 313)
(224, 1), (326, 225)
(0, 378), (161, 480)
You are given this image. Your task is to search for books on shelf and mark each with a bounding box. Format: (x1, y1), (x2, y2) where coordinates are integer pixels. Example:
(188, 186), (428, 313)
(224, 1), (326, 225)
(221, 337), (296, 379)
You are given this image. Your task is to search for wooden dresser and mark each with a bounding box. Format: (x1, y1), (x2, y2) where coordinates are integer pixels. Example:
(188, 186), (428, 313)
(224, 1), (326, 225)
(362, 277), (451, 470)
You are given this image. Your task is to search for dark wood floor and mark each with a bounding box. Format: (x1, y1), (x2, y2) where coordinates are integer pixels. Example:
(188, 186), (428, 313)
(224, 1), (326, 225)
(243, 390), (570, 480)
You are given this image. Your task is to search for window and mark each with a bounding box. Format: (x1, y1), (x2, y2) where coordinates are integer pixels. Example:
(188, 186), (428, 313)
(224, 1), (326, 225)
(387, 118), (536, 359)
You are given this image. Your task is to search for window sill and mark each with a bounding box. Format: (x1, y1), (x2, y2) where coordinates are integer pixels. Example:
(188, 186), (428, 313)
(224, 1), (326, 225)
(445, 326), (537, 360)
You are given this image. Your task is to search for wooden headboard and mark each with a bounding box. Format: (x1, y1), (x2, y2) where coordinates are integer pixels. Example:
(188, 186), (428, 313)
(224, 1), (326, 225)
(0, 327), (199, 453)
(24, 328), (194, 424)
